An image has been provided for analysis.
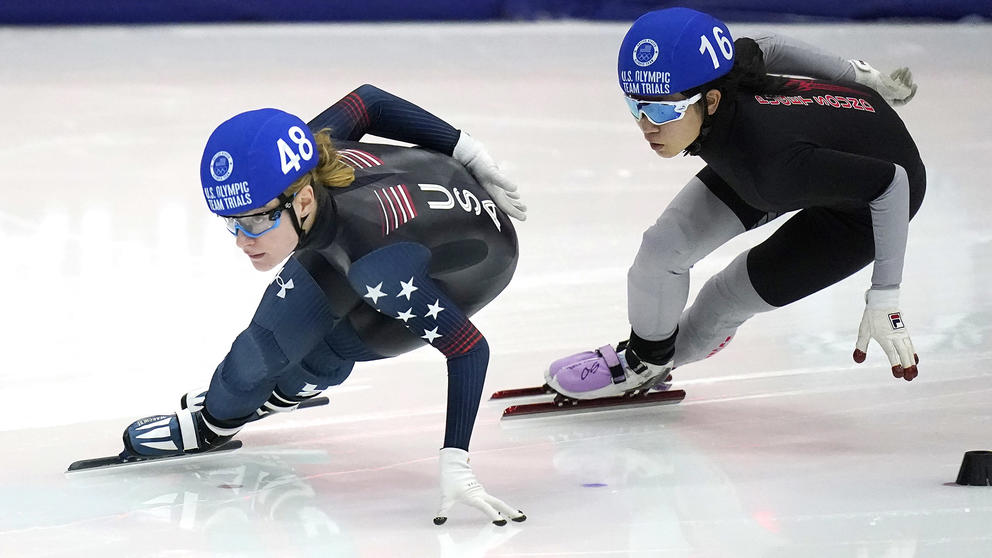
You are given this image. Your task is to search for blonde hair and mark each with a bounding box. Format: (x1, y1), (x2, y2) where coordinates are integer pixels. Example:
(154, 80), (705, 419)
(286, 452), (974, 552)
(285, 129), (355, 195)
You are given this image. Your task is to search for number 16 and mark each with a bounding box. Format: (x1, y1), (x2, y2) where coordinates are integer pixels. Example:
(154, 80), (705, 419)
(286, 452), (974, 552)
(699, 27), (734, 70)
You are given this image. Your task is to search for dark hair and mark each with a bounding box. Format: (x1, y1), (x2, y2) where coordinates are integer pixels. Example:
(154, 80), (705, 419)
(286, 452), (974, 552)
(683, 38), (790, 155)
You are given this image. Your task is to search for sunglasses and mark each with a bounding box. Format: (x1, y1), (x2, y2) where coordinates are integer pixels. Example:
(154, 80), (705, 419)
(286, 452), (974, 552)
(624, 93), (702, 125)
(223, 194), (295, 238)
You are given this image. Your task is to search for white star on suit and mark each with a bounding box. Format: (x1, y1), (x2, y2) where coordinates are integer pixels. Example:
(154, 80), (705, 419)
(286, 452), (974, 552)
(421, 327), (442, 344)
(396, 308), (416, 322)
(397, 277), (419, 300)
(364, 282), (387, 304)
(425, 299), (445, 319)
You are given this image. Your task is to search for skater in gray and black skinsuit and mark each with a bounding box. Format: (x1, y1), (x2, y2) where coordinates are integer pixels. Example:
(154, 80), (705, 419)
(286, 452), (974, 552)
(547, 7), (924, 399)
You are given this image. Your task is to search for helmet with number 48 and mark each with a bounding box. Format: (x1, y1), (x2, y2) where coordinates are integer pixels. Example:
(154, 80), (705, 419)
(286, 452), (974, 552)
(200, 108), (318, 217)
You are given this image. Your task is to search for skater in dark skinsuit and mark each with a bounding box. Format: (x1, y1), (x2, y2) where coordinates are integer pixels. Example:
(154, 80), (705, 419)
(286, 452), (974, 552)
(547, 8), (923, 399)
(120, 85), (528, 526)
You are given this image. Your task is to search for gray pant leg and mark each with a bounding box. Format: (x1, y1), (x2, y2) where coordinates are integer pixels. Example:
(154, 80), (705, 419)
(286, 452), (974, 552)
(627, 177), (747, 341)
(674, 250), (777, 367)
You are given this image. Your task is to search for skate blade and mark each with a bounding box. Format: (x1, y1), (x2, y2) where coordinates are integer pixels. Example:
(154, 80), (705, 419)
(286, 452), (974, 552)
(500, 389), (686, 419)
(489, 385), (555, 400)
(491, 375), (672, 401)
(65, 440), (243, 474)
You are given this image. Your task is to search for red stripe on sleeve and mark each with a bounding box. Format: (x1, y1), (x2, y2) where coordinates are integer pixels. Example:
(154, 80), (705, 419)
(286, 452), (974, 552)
(339, 96), (363, 124)
(347, 93), (370, 127)
(440, 323), (483, 357)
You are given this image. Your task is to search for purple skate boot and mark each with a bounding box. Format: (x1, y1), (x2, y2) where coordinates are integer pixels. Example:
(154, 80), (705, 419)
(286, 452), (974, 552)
(545, 341), (673, 400)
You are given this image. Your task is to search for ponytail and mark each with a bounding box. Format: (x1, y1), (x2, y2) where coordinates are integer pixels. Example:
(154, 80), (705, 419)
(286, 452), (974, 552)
(285, 128), (355, 195)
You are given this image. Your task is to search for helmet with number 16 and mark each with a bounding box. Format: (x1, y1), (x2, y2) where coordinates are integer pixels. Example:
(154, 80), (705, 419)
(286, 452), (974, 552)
(618, 7), (735, 97)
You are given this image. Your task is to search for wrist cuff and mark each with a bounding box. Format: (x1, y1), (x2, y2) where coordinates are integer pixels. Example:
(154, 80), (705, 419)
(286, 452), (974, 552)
(865, 287), (900, 308)
(453, 131), (478, 163)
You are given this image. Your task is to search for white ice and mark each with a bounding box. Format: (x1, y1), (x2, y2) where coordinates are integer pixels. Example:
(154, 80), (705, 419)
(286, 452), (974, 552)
(1, 20), (991, 558)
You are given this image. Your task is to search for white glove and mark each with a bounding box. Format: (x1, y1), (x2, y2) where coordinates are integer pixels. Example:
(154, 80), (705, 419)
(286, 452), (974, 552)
(453, 132), (527, 221)
(849, 60), (918, 106)
(434, 448), (526, 526)
(853, 288), (919, 381)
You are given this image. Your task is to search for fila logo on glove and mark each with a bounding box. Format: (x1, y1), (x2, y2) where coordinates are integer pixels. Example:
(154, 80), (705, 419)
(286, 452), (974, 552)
(888, 313), (904, 330)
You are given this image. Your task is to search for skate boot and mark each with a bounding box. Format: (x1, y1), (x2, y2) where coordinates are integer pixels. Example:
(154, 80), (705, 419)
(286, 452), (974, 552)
(123, 409), (242, 458)
(545, 340), (673, 400)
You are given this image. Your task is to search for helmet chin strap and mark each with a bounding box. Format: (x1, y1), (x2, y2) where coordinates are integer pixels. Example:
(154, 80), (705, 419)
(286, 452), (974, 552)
(683, 122), (711, 156)
(285, 185), (335, 249)
(275, 192), (307, 242)
(683, 91), (717, 156)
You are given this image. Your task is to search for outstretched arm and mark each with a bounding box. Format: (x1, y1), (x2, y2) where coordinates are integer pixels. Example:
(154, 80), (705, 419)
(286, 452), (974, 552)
(747, 32), (917, 105)
(777, 147), (919, 381)
(347, 242), (525, 526)
(347, 242), (489, 451)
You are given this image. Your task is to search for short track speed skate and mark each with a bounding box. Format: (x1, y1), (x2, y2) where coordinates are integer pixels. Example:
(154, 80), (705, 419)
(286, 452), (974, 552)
(492, 385), (685, 419)
(67, 392), (331, 473)
(493, 341), (684, 419)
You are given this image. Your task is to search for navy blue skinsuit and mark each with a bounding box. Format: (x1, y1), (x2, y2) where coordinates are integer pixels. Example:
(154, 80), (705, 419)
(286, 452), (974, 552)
(204, 85), (518, 450)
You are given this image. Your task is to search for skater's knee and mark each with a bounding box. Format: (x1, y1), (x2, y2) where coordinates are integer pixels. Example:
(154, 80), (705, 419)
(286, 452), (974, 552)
(217, 325), (289, 391)
(632, 213), (698, 276)
(296, 359), (354, 388)
(300, 340), (354, 386)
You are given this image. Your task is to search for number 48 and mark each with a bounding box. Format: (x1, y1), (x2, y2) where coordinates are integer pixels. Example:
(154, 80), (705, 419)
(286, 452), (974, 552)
(278, 126), (314, 175)
(699, 27), (733, 70)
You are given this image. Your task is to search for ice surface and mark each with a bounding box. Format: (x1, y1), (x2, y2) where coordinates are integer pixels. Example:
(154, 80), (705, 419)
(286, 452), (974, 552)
(1, 21), (991, 558)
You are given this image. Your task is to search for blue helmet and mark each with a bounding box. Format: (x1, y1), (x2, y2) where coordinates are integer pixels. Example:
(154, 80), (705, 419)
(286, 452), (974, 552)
(618, 8), (735, 97)
(200, 108), (317, 216)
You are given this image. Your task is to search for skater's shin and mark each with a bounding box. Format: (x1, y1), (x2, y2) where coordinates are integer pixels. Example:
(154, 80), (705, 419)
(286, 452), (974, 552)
(674, 250), (775, 366)
(627, 177), (746, 341)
